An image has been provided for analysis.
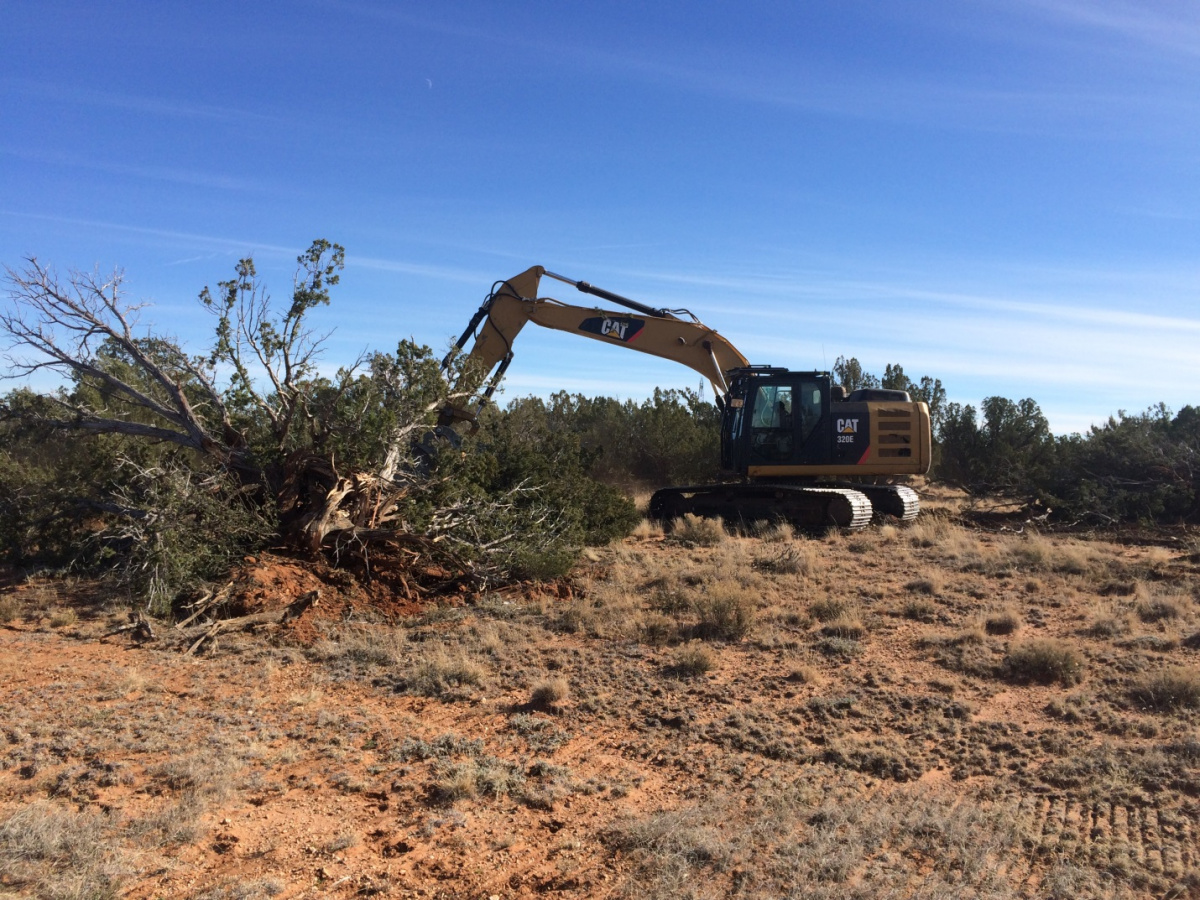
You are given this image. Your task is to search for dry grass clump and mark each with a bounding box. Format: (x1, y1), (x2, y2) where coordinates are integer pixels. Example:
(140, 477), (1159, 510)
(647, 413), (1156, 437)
(668, 642), (715, 677)
(428, 756), (525, 805)
(901, 598), (938, 623)
(919, 627), (997, 678)
(530, 677), (570, 709)
(646, 577), (690, 615)
(820, 614), (867, 640)
(610, 784), (1027, 899)
(1004, 639), (1084, 686)
(147, 751), (237, 797)
(754, 542), (818, 576)
(407, 647), (487, 697)
(639, 612), (677, 646)
(556, 584), (644, 639)
(984, 606), (1021, 635)
(47, 608), (78, 629)
(310, 625), (406, 669)
(630, 518), (665, 540)
(1004, 533), (1096, 575)
(955, 622), (989, 645)
(907, 516), (961, 548)
(1085, 603), (1132, 639)
(669, 513), (726, 546)
(759, 521), (795, 542)
(0, 594), (21, 623)
(1135, 589), (1188, 623)
(0, 800), (128, 898)
(468, 621), (506, 657)
(809, 596), (854, 623)
(128, 794), (208, 848)
(1129, 668), (1200, 712)
(692, 584), (755, 641)
(904, 575), (942, 596)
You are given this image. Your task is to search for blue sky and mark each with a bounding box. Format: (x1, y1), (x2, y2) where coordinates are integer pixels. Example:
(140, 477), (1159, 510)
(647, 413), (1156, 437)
(3, 0), (1198, 434)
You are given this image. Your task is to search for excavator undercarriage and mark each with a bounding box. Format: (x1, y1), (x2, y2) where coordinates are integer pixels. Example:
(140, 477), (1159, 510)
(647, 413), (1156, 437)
(649, 482), (918, 531)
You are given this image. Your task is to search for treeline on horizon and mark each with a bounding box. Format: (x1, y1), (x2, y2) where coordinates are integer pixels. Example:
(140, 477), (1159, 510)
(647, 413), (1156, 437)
(500, 354), (1200, 527)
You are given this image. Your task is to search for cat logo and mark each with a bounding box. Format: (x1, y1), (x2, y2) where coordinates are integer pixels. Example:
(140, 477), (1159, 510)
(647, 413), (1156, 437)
(600, 318), (630, 340)
(837, 418), (860, 435)
(578, 315), (645, 343)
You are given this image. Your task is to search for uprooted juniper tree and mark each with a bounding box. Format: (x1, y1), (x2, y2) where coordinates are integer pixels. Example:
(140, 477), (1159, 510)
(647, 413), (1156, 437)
(0, 241), (635, 611)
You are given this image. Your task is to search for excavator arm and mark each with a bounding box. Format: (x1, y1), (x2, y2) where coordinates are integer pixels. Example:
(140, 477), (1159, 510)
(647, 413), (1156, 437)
(440, 266), (749, 431)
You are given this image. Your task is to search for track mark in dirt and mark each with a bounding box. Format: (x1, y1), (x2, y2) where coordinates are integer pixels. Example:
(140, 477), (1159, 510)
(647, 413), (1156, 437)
(1000, 793), (1198, 884)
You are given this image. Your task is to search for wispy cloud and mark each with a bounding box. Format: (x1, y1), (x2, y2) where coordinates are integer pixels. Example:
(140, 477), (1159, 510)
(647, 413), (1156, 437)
(1016, 0), (1200, 60)
(0, 146), (272, 194)
(349, 254), (494, 285)
(2, 77), (279, 123)
(0, 210), (298, 259)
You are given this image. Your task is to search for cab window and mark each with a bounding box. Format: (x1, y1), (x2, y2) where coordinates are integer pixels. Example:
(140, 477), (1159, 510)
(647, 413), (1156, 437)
(749, 385), (794, 461)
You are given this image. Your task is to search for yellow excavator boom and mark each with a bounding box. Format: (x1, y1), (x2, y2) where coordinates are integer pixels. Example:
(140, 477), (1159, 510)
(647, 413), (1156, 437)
(441, 266), (748, 430)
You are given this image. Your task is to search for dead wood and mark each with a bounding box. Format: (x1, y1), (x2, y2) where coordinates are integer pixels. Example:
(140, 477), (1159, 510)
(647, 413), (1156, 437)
(167, 589), (320, 655)
(174, 582), (235, 629)
(106, 613), (156, 642)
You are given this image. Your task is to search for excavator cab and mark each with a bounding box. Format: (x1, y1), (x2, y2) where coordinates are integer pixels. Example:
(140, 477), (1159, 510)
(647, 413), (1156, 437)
(722, 368), (930, 482)
(722, 369), (839, 475)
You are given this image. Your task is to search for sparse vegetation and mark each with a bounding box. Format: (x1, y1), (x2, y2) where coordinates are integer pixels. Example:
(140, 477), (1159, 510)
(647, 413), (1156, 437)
(809, 596), (854, 623)
(753, 541), (817, 575)
(669, 513), (727, 546)
(901, 598), (937, 622)
(0, 482), (1197, 899)
(0, 594), (21, 623)
(691, 583), (755, 640)
(819, 613), (867, 640)
(405, 647), (487, 697)
(667, 642), (715, 677)
(530, 676), (570, 708)
(904, 575), (942, 596)
(985, 606), (1021, 635)
(1005, 639), (1084, 686)
(1129, 668), (1200, 712)
(1136, 590), (1187, 623)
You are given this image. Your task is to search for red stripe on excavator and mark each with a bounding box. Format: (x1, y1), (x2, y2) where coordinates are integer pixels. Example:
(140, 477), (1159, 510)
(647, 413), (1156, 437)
(626, 325), (644, 342)
(857, 446), (871, 465)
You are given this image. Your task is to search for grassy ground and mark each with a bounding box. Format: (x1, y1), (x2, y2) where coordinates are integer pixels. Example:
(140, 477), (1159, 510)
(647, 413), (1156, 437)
(1, 503), (1198, 899)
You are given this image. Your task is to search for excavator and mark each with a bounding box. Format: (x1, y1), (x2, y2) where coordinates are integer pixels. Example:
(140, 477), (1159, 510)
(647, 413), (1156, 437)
(437, 266), (931, 529)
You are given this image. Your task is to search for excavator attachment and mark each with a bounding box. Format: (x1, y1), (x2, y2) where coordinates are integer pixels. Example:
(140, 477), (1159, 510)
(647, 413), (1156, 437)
(439, 266), (748, 430)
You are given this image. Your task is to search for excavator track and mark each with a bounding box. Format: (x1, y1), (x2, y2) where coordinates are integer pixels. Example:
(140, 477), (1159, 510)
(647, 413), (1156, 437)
(831, 483), (921, 522)
(650, 484), (873, 532)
